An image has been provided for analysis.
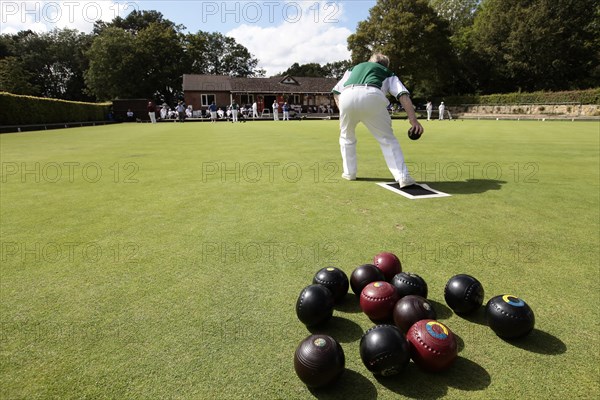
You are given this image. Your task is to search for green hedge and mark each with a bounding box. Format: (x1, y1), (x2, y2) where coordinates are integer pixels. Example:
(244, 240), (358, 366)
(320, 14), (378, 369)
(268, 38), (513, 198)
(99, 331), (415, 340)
(0, 92), (111, 125)
(446, 88), (600, 105)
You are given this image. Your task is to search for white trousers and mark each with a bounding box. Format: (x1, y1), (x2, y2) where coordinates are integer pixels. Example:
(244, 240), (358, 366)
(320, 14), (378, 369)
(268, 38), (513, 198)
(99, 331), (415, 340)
(338, 86), (410, 182)
(148, 112), (156, 123)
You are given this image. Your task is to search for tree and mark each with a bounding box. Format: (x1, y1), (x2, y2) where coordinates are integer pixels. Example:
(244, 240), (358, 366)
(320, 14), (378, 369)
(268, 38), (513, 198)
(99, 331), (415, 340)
(84, 27), (140, 100)
(0, 34), (35, 94)
(277, 60), (352, 79)
(183, 31), (260, 77)
(87, 11), (260, 101)
(428, 0), (480, 35)
(0, 29), (93, 100)
(134, 22), (186, 101)
(467, 0), (600, 92)
(44, 29), (93, 101)
(323, 60), (352, 80)
(347, 0), (457, 97)
(86, 22), (186, 101)
(427, 1), (483, 94)
(0, 57), (39, 94)
(276, 62), (327, 77)
(87, 10), (189, 102)
(93, 10), (183, 35)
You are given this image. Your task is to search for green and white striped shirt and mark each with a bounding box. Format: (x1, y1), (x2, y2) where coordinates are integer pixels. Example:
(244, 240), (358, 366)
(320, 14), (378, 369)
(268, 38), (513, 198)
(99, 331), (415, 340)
(332, 62), (409, 99)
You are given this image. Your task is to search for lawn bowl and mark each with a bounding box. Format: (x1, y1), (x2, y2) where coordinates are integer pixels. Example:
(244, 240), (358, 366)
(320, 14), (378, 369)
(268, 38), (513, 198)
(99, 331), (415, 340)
(393, 295), (437, 333)
(373, 252), (402, 281)
(296, 284), (335, 327)
(444, 274), (485, 315)
(360, 281), (399, 322)
(313, 267), (349, 303)
(407, 319), (458, 372)
(350, 264), (386, 297)
(294, 334), (345, 388)
(392, 272), (428, 298)
(360, 324), (410, 376)
(486, 294), (535, 339)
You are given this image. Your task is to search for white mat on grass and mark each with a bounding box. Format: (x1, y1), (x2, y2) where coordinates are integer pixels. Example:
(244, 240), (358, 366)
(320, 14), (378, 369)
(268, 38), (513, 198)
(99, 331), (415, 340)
(377, 182), (451, 199)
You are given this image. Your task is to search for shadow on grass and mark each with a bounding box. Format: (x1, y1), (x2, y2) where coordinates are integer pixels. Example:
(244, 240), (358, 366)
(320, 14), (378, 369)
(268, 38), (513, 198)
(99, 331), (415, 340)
(454, 332), (465, 353)
(500, 328), (567, 355)
(334, 293), (362, 314)
(444, 356), (492, 391)
(308, 316), (364, 343)
(425, 179), (507, 194)
(428, 300), (454, 320)
(376, 357), (491, 399)
(356, 177), (391, 182)
(455, 305), (487, 326)
(357, 178), (506, 194)
(309, 368), (377, 400)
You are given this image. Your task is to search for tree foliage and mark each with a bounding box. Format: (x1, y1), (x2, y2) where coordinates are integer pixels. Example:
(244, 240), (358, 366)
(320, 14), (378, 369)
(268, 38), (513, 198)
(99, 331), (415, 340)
(85, 11), (260, 101)
(276, 61), (351, 79)
(93, 10), (183, 35)
(428, 0), (480, 35)
(1, 3), (598, 103)
(0, 29), (92, 100)
(0, 10), (261, 102)
(323, 60), (352, 80)
(347, 0), (457, 97)
(0, 57), (39, 95)
(84, 27), (140, 100)
(347, 0), (599, 96)
(183, 32), (260, 77)
(276, 62), (327, 77)
(466, 0), (599, 92)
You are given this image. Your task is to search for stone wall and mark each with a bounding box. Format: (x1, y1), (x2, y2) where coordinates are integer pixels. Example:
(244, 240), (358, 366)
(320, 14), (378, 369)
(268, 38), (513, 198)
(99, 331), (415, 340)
(450, 104), (600, 118)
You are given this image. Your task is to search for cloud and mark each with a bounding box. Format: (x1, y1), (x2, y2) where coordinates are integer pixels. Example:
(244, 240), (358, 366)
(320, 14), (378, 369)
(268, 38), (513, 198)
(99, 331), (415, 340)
(0, 1), (137, 34)
(226, 1), (352, 76)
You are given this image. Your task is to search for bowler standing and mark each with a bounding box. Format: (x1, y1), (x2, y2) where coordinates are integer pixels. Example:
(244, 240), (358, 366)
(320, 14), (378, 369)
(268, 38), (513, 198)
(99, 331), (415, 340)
(332, 53), (422, 187)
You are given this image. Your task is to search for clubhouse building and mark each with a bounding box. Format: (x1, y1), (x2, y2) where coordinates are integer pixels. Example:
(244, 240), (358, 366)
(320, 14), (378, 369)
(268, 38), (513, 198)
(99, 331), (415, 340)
(182, 74), (339, 114)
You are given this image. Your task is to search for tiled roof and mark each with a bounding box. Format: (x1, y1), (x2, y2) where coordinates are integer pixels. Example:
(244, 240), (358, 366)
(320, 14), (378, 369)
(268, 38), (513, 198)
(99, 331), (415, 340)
(183, 74), (337, 94)
(183, 75), (232, 91)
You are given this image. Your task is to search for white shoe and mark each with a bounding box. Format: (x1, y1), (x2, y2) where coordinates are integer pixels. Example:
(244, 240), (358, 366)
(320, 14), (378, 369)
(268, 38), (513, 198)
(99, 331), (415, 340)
(399, 176), (416, 188)
(342, 174), (356, 181)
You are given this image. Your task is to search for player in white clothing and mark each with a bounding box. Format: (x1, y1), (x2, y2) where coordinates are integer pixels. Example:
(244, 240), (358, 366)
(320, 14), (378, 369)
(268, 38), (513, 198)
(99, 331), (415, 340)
(332, 53), (423, 187)
(272, 101), (279, 120)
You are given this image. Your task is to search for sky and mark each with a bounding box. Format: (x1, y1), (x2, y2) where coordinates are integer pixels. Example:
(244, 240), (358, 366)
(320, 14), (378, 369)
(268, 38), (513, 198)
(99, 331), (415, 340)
(0, 0), (377, 75)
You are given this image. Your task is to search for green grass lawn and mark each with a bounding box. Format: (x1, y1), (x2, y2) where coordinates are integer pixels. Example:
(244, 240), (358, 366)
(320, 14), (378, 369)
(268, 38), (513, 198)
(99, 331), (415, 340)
(1, 119), (598, 399)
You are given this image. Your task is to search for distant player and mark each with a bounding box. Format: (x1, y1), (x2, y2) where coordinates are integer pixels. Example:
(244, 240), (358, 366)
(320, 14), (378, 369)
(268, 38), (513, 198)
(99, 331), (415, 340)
(426, 100), (433, 121)
(272, 100), (279, 121)
(282, 102), (290, 121)
(230, 100), (239, 123)
(209, 102), (217, 123)
(147, 101), (156, 123)
(176, 101), (185, 122)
